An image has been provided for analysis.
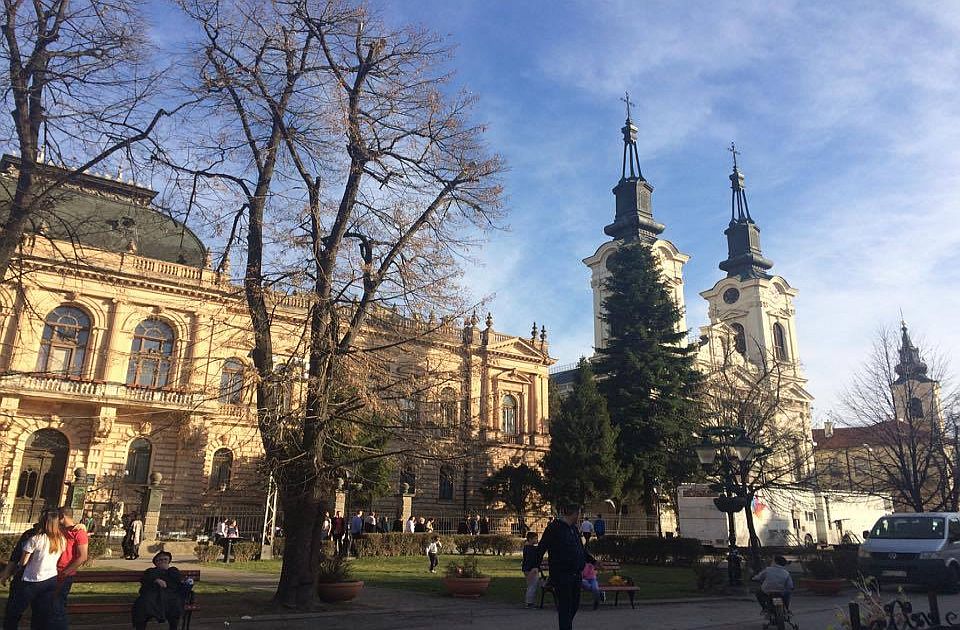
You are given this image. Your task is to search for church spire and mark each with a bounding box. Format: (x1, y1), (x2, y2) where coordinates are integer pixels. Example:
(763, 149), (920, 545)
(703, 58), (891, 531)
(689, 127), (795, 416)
(604, 92), (664, 243)
(718, 143), (774, 279)
(895, 320), (932, 383)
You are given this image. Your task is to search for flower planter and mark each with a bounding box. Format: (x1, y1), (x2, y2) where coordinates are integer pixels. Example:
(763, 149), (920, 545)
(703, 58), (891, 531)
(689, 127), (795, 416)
(799, 577), (846, 595)
(442, 576), (491, 598)
(316, 580), (365, 602)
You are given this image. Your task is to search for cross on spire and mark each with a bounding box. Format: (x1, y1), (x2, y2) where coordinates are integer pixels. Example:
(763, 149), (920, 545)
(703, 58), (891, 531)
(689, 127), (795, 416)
(728, 141), (740, 170)
(621, 91), (634, 121)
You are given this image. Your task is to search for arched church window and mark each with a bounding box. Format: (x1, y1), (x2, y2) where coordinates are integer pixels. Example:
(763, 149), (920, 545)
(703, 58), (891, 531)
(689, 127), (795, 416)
(731, 323), (747, 356)
(36, 306), (91, 377)
(773, 323), (789, 361)
(209, 448), (233, 490)
(126, 320), (175, 388)
(501, 394), (518, 435)
(909, 397), (924, 419)
(438, 465), (454, 501)
(219, 359), (245, 404)
(440, 388), (458, 427)
(125, 437), (152, 484)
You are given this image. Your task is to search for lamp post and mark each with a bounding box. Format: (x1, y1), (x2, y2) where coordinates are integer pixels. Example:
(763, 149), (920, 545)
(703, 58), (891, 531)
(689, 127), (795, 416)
(694, 426), (767, 583)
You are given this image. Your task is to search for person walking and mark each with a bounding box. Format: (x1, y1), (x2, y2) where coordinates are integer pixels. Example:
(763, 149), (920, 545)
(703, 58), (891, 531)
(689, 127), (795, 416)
(405, 515), (416, 534)
(47, 507), (89, 630)
(3, 511), (65, 629)
(534, 505), (595, 630)
(469, 514), (480, 535)
(130, 513), (143, 560)
(521, 531), (541, 608)
(425, 535), (442, 573)
(594, 514), (606, 539)
(349, 510), (364, 557)
(320, 512), (332, 541)
(580, 516), (593, 544)
(331, 511), (345, 555)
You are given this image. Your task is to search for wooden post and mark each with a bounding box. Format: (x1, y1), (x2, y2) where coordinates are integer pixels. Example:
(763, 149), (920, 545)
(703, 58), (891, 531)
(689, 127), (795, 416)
(848, 602), (862, 630)
(928, 591), (941, 625)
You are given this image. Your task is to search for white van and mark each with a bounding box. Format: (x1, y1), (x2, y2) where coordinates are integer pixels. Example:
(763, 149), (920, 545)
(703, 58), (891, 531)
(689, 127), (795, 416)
(859, 513), (960, 591)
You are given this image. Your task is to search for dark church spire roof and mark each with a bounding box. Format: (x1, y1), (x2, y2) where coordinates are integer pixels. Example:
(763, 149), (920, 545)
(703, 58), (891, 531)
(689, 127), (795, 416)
(603, 92), (665, 243)
(718, 143), (774, 279)
(895, 320), (932, 384)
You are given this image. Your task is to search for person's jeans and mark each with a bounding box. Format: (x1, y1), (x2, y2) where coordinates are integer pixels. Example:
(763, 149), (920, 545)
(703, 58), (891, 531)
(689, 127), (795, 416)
(552, 575), (582, 630)
(47, 575), (75, 630)
(524, 569), (540, 605)
(3, 577), (57, 630)
(428, 553), (438, 572)
(582, 577), (602, 601)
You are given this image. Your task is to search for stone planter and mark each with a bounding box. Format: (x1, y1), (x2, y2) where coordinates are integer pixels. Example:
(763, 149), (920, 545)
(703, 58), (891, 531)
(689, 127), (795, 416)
(442, 576), (491, 598)
(316, 580), (365, 602)
(799, 577), (846, 595)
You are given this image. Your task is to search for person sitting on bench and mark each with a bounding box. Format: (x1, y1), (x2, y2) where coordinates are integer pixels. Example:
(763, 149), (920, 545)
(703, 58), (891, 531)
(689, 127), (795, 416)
(132, 551), (186, 630)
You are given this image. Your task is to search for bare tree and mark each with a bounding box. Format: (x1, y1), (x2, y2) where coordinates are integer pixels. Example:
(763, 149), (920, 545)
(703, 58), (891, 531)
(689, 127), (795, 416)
(0, 0), (181, 280)
(169, 0), (503, 608)
(697, 327), (818, 565)
(839, 325), (959, 512)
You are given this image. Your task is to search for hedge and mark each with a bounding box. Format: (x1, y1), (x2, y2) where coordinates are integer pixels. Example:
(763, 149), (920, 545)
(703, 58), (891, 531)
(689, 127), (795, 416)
(194, 543), (222, 563)
(0, 533), (106, 567)
(591, 535), (704, 565)
(352, 533), (523, 558)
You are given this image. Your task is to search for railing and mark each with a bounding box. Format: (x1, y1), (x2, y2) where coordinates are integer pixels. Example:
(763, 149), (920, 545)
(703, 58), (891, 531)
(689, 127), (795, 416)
(848, 591), (956, 630)
(0, 374), (200, 409)
(156, 504), (269, 542)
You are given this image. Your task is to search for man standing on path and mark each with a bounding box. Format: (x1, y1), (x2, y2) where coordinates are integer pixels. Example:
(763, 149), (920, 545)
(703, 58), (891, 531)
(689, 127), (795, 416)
(49, 507), (89, 630)
(580, 516), (593, 544)
(534, 505), (594, 630)
(594, 514), (606, 539)
(331, 511), (345, 555)
(349, 510), (364, 557)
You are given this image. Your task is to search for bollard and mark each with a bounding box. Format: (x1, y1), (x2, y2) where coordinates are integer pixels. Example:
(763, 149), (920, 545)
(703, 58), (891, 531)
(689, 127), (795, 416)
(848, 602), (862, 630)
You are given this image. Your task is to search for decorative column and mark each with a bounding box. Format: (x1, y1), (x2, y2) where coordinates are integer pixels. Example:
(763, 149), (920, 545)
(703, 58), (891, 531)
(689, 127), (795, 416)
(64, 468), (89, 510)
(396, 484), (414, 523)
(140, 472), (164, 550)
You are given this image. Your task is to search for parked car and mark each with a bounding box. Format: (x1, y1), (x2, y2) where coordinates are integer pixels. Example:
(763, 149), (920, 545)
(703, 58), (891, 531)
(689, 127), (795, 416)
(859, 513), (960, 592)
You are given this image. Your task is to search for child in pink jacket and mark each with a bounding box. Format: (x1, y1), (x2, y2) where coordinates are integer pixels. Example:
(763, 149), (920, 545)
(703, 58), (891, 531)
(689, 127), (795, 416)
(581, 561), (604, 609)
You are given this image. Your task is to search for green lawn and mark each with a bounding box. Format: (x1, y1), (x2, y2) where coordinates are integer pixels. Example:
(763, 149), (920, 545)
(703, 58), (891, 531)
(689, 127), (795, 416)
(219, 555), (702, 604)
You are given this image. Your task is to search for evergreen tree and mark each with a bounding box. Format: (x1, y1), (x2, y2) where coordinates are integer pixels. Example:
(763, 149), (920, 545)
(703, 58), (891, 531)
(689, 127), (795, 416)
(595, 242), (701, 511)
(542, 359), (622, 507)
(480, 463), (544, 531)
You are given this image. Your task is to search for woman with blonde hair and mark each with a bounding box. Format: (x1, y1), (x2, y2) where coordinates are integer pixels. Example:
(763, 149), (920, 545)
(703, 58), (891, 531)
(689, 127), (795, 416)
(3, 510), (65, 628)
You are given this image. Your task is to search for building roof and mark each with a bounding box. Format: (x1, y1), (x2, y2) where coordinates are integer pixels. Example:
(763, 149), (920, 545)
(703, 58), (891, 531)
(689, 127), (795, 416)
(0, 155), (207, 268)
(812, 423), (891, 450)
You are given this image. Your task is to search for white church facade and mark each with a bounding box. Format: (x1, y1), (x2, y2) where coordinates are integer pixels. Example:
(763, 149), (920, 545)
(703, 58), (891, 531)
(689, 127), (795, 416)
(563, 109), (889, 546)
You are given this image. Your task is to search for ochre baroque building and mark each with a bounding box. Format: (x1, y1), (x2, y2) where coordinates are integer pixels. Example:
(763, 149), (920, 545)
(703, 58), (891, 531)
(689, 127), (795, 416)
(0, 155), (553, 535)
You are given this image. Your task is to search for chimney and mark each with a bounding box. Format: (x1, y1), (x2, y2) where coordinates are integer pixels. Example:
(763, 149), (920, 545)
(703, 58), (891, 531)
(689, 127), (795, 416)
(823, 420), (834, 439)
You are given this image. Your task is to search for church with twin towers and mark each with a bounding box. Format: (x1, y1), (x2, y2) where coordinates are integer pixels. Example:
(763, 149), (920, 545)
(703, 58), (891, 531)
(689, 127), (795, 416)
(554, 97), (888, 545)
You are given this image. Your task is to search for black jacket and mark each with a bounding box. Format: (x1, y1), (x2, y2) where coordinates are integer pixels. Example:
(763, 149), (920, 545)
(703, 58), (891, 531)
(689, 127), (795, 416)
(534, 518), (594, 582)
(132, 567), (185, 623)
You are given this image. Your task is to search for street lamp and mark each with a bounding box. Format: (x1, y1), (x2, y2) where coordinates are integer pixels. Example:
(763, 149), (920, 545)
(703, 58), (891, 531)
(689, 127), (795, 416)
(694, 426), (766, 584)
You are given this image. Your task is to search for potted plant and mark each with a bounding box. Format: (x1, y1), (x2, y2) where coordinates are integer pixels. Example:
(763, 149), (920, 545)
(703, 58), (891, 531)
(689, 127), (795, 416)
(800, 554), (847, 595)
(315, 555), (364, 603)
(442, 558), (491, 598)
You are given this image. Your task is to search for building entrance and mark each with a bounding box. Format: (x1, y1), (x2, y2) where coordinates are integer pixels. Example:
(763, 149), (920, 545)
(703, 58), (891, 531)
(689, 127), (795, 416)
(12, 428), (69, 524)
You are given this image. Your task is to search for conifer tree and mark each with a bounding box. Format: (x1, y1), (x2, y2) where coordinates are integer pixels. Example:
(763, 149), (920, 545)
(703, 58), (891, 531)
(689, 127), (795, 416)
(542, 359), (622, 507)
(595, 242), (701, 511)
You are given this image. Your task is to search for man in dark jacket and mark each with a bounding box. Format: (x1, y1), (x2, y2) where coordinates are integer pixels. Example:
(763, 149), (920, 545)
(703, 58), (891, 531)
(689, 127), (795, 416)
(534, 504), (595, 630)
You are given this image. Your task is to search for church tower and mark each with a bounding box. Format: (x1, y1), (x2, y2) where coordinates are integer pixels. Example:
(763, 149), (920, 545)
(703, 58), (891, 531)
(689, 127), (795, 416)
(700, 145), (803, 378)
(891, 321), (942, 424)
(583, 98), (690, 350)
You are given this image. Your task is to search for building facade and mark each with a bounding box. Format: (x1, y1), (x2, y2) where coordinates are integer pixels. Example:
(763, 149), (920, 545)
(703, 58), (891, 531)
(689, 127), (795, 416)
(0, 155), (554, 536)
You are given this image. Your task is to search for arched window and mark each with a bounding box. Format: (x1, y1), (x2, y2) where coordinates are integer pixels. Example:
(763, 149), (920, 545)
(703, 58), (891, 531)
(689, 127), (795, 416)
(219, 359), (245, 404)
(909, 397), (924, 419)
(773, 323), (789, 361)
(126, 320), (175, 388)
(125, 438), (152, 484)
(501, 394), (518, 434)
(209, 448), (233, 490)
(731, 323), (747, 356)
(14, 429), (69, 523)
(36, 306), (91, 377)
(440, 388), (458, 427)
(438, 466), (454, 501)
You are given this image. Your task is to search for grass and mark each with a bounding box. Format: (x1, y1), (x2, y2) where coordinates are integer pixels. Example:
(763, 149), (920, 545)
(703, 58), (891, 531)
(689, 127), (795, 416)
(216, 555), (702, 604)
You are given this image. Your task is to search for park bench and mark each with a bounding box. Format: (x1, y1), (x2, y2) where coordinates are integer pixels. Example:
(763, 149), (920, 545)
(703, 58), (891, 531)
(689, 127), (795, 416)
(538, 560), (641, 609)
(67, 569), (200, 630)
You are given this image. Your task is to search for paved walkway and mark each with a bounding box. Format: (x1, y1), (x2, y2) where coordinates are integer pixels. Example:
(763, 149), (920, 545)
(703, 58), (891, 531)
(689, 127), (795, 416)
(78, 558), (953, 629)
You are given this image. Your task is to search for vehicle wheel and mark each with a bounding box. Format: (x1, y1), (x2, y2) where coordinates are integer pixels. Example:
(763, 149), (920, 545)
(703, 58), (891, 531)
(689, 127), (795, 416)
(944, 565), (960, 594)
(773, 601), (786, 630)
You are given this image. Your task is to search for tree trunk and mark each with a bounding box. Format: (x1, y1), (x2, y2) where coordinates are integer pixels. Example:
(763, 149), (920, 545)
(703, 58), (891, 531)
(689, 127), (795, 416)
(273, 485), (325, 609)
(742, 497), (762, 573)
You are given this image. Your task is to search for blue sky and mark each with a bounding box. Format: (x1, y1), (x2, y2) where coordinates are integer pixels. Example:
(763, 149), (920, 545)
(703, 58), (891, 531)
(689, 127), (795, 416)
(377, 1), (960, 419)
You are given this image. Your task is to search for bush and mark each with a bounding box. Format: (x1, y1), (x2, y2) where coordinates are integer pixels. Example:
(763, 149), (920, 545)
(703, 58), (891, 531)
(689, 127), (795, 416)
(272, 536), (285, 558)
(0, 535), (19, 563)
(194, 543), (222, 563)
(592, 535), (704, 565)
(230, 541), (260, 562)
(317, 555), (353, 583)
(351, 533), (522, 558)
(445, 557), (487, 578)
(803, 554), (838, 579)
(84, 536), (108, 566)
(693, 558), (725, 592)
(452, 535), (473, 555)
